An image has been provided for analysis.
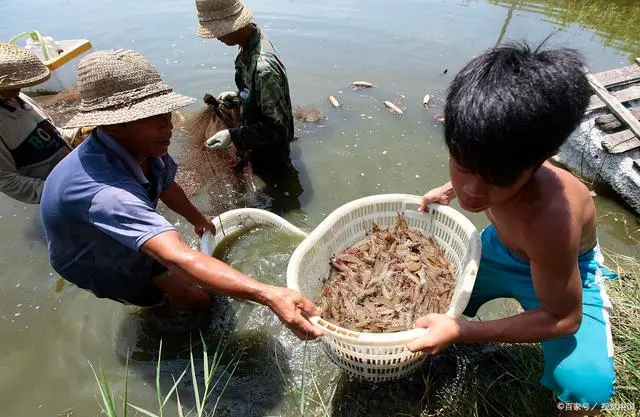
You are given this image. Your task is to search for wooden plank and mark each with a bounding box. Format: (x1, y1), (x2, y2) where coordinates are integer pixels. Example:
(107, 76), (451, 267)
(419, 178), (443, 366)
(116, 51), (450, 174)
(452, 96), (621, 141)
(587, 85), (640, 112)
(601, 130), (640, 153)
(595, 107), (640, 132)
(585, 70), (640, 140)
(593, 65), (640, 88)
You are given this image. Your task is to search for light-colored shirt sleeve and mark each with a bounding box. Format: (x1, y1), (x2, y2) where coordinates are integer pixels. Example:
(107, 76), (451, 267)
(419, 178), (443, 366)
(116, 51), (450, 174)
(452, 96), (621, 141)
(0, 132), (44, 204)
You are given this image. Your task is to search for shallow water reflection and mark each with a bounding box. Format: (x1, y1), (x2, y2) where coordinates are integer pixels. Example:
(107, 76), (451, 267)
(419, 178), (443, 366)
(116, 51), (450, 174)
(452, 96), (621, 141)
(1, 0), (639, 415)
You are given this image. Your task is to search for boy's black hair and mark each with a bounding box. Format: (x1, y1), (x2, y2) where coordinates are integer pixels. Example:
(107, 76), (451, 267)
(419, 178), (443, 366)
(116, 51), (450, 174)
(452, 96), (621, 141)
(444, 41), (591, 187)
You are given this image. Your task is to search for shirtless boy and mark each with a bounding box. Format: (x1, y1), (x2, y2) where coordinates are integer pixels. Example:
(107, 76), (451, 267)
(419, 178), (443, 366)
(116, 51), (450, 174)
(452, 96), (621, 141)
(408, 43), (616, 414)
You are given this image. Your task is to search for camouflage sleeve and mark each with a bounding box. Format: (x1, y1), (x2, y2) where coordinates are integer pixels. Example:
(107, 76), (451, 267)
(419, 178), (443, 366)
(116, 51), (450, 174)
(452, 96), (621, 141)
(229, 67), (291, 148)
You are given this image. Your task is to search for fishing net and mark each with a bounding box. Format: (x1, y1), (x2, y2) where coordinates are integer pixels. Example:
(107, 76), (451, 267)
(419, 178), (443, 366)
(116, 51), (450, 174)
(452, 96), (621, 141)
(32, 87), (82, 128)
(173, 95), (254, 215)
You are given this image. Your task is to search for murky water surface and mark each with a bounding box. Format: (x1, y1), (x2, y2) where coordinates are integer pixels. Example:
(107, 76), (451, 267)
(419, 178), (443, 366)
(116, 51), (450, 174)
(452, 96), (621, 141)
(1, 0), (639, 415)
(213, 225), (302, 287)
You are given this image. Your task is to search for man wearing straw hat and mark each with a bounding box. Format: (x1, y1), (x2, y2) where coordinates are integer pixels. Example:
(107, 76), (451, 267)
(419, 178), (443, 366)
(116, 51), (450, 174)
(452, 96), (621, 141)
(195, 0), (302, 213)
(0, 42), (72, 204)
(40, 49), (322, 341)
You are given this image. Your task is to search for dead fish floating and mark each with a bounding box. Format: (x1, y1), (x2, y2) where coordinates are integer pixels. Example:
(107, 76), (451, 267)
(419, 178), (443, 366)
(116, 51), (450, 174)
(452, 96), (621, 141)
(351, 81), (375, 89)
(329, 95), (341, 108)
(384, 101), (404, 115)
(423, 94), (431, 108)
(317, 213), (456, 333)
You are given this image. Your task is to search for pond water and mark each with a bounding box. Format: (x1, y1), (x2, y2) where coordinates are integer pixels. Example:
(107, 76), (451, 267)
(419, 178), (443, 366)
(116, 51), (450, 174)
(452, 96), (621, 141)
(212, 225), (303, 287)
(1, 0), (639, 416)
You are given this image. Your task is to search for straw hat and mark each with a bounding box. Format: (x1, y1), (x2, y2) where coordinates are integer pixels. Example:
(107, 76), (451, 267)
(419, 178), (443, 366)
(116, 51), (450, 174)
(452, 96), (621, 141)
(65, 49), (195, 128)
(196, 0), (254, 39)
(0, 42), (50, 91)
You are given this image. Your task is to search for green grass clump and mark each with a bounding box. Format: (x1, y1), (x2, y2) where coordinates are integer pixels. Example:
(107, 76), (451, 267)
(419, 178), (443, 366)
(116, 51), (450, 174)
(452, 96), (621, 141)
(602, 249), (640, 417)
(90, 334), (241, 417)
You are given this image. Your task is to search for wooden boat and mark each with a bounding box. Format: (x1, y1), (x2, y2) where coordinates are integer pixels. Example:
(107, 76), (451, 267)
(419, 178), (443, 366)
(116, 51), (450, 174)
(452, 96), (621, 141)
(553, 59), (640, 215)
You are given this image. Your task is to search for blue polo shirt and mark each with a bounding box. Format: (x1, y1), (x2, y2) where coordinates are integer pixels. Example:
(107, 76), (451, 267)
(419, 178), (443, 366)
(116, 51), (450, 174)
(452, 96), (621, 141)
(40, 129), (177, 306)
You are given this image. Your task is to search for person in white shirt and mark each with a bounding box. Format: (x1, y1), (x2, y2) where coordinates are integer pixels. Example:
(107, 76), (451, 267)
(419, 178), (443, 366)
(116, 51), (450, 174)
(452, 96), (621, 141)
(0, 41), (72, 204)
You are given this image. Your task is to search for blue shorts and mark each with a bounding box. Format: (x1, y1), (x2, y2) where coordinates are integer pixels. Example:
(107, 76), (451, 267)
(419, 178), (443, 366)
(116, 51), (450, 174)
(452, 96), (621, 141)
(463, 225), (617, 405)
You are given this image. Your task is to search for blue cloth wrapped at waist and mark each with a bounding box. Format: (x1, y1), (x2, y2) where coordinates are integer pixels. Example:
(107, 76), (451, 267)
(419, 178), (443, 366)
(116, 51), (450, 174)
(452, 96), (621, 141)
(479, 225), (617, 290)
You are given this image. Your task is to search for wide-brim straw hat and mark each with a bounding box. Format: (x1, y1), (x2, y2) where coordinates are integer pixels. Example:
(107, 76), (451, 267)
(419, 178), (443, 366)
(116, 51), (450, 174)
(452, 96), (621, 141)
(196, 0), (254, 39)
(65, 49), (195, 128)
(0, 42), (51, 91)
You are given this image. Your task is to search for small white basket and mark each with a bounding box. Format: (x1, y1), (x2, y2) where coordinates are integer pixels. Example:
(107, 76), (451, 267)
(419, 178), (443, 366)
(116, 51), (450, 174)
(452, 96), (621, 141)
(286, 194), (482, 382)
(200, 208), (308, 256)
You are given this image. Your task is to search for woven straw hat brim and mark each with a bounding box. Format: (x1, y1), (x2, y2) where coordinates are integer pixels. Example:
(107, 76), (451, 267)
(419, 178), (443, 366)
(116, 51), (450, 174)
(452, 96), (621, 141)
(0, 70), (50, 91)
(0, 42), (51, 91)
(65, 91), (196, 128)
(197, 6), (253, 39)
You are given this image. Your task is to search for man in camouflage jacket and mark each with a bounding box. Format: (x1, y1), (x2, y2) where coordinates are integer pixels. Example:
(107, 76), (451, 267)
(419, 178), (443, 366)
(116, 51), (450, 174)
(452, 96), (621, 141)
(229, 25), (294, 164)
(197, 1), (294, 166)
(196, 0), (301, 213)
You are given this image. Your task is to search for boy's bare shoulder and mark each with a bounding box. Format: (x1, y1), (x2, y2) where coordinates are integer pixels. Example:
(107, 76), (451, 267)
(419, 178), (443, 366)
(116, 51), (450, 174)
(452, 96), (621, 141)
(536, 161), (587, 195)
(519, 163), (595, 258)
(527, 163), (592, 217)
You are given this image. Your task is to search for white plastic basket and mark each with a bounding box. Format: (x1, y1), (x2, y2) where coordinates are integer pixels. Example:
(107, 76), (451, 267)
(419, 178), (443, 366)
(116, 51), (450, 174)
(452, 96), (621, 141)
(200, 208), (309, 306)
(286, 194), (482, 381)
(200, 208), (308, 256)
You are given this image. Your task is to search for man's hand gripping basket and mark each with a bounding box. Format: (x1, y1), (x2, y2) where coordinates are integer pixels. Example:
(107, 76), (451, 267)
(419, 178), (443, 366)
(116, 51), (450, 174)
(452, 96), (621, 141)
(286, 194), (482, 382)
